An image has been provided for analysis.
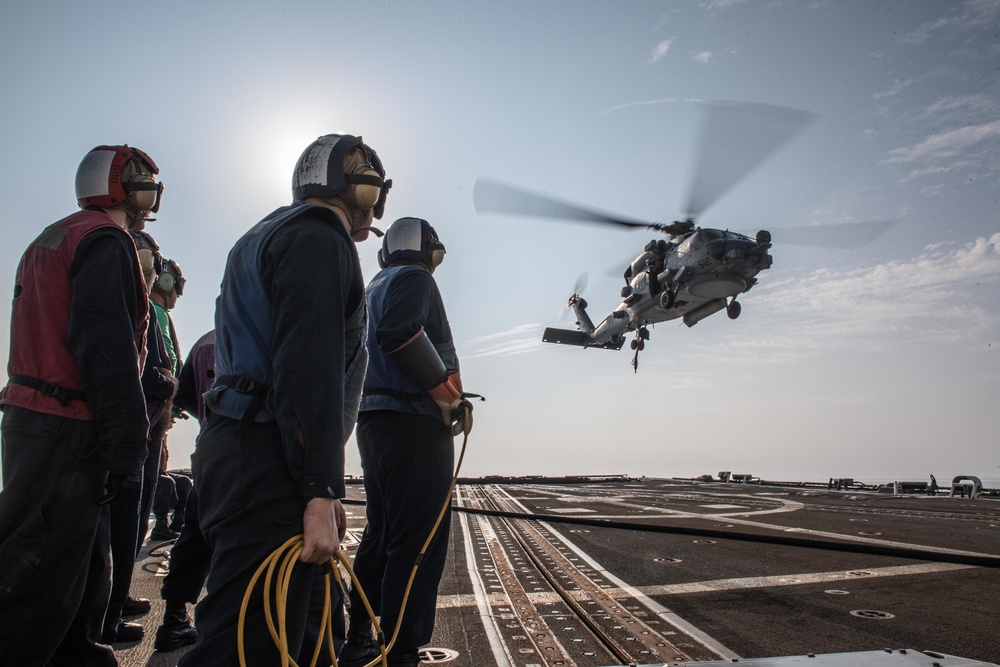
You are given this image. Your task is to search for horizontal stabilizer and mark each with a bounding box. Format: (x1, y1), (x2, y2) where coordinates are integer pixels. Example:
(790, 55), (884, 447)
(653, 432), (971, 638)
(542, 327), (625, 351)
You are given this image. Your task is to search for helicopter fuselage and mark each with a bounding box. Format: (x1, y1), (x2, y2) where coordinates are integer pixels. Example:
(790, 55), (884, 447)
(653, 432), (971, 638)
(544, 227), (772, 350)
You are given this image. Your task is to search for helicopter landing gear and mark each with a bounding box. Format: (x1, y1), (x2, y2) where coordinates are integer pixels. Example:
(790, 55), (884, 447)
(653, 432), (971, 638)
(659, 287), (676, 309)
(727, 298), (741, 320)
(630, 326), (650, 372)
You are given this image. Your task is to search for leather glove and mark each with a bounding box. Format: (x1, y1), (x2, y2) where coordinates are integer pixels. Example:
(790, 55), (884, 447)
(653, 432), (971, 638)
(451, 398), (474, 436)
(428, 373), (478, 436)
(428, 372), (463, 432)
(98, 471), (142, 505)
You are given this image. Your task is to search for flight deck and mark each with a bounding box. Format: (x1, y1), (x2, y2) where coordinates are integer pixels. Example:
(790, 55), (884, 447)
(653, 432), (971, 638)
(119, 477), (1000, 666)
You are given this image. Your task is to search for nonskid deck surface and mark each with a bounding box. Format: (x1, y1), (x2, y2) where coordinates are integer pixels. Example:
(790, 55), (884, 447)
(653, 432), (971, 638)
(120, 478), (1000, 666)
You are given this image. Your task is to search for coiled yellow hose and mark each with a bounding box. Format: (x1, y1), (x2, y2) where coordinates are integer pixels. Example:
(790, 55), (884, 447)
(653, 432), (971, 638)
(239, 409), (474, 667)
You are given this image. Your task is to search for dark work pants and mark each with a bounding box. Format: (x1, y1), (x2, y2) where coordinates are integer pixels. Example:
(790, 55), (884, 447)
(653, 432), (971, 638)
(154, 470), (193, 518)
(137, 422), (166, 549)
(103, 424), (163, 642)
(160, 488), (211, 604)
(152, 471), (176, 518)
(178, 414), (334, 666)
(53, 507), (114, 666)
(164, 486), (343, 664)
(0, 405), (117, 667)
(348, 411), (454, 656)
(102, 475), (141, 642)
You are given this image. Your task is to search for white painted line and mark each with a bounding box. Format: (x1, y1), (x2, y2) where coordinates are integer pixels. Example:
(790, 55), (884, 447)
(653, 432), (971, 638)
(633, 562), (975, 596)
(491, 485), (740, 661)
(457, 488), (514, 667)
(435, 563), (975, 607)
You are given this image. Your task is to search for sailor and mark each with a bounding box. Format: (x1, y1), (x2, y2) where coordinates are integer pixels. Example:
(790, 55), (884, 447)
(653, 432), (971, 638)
(102, 229), (178, 645)
(144, 256), (185, 543)
(340, 217), (473, 667)
(0, 145), (162, 666)
(178, 134), (390, 666)
(154, 329), (215, 653)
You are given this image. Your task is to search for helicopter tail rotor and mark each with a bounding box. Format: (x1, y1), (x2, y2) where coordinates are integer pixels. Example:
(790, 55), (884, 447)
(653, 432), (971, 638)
(567, 273), (596, 334)
(571, 271), (588, 302)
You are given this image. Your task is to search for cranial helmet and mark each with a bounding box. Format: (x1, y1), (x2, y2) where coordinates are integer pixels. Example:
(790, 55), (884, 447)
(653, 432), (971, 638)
(379, 217), (445, 269)
(155, 258), (185, 296)
(292, 134), (392, 219)
(129, 230), (162, 275)
(76, 145), (163, 213)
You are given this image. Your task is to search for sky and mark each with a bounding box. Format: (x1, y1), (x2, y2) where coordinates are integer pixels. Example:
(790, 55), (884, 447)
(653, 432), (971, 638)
(1, 1), (997, 485)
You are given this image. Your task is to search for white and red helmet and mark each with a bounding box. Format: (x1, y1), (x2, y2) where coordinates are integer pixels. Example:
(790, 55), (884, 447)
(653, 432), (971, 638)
(75, 145), (163, 213)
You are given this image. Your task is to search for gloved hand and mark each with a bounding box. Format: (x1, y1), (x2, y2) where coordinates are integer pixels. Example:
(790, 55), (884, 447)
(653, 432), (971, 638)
(428, 372), (463, 431)
(451, 398), (474, 436)
(428, 373), (479, 436)
(98, 471), (142, 505)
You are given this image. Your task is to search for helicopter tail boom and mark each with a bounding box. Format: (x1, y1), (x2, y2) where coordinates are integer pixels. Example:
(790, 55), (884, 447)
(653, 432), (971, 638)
(542, 327), (627, 350)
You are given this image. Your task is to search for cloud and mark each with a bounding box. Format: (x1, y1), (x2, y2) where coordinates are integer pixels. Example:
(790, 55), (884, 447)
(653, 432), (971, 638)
(600, 97), (707, 116)
(649, 39), (673, 63)
(466, 236), (1000, 364)
(873, 78), (916, 100)
(699, 0), (750, 10)
(693, 51), (713, 64)
(885, 119), (1000, 164)
(920, 94), (997, 121)
(712, 233), (1000, 359)
(463, 323), (547, 359)
(897, 0), (1000, 44)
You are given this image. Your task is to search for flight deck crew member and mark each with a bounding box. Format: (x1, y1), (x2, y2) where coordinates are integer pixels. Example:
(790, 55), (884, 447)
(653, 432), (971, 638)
(102, 230), (178, 645)
(178, 134), (391, 666)
(144, 257), (186, 542)
(154, 329), (214, 653)
(0, 145), (163, 666)
(340, 217), (473, 667)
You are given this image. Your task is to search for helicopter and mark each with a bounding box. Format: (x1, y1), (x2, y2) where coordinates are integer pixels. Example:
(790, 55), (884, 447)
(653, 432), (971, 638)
(473, 101), (897, 371)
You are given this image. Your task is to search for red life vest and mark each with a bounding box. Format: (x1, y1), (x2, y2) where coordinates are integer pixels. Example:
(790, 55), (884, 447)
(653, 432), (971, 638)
(0, 210), (148, 420)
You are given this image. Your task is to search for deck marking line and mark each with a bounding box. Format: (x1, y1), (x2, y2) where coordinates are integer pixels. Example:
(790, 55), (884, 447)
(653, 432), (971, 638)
(435, 562), (975, 608)
(457, 488), (515, 667)
(491, 485), (740, 661)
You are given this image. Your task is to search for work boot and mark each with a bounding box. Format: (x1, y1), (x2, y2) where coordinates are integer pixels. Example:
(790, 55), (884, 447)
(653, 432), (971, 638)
(387, 649), (422, 666)
(121, 595), (152, 617)
(112, 620), (144, 643)
(150, 516), (179, 541)
(154, 601), (199, 652)
(338, 621), (381, 667)
(168, 510), (185, 533)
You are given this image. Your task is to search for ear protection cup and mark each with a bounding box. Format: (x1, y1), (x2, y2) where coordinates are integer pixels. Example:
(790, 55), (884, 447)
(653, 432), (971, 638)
(77, 146), (162, 211)
(350, 166), (382, 209)
(126, 173), (159, 211)
(156, 271), (176, 293)
(137, 249), (156, 273)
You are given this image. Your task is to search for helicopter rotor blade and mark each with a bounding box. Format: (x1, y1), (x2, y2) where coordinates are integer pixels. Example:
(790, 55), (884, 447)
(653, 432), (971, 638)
(474, 178), (653, 229)
(573, 271), (589, 296)
(685, 101), (817, 220)
(764, 219), (900, 249)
